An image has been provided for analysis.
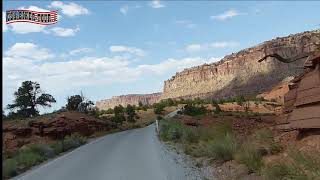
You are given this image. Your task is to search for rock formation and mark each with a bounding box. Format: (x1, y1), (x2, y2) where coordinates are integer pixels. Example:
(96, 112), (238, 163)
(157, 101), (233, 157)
(96, 93), (161, 110)
(162, 30), (320, 100)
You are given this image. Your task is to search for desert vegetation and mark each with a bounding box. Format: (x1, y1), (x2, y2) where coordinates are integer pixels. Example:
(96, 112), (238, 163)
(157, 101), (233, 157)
(159, 113), (320, 179)
(3, 133), (87, 179)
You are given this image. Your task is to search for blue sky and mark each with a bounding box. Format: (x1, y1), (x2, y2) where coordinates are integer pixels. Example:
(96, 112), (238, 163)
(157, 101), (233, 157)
(3, 1), (320, 113)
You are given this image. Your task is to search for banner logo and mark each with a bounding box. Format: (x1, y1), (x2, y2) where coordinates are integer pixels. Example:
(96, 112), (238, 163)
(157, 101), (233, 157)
(6, 10), (58, 25)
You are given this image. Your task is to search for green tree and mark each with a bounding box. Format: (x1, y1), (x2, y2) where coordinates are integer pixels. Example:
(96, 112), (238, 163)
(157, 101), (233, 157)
(7, 81), (56, 118)
(114, 105), (125, 116)
(138, 101), (143, 107)
(66, 95), (83, 111)
(113, 105), (125, 125)
(65, 94), (94, 113)
(154, 103), (165, 114)
(126, 104), (136, 123)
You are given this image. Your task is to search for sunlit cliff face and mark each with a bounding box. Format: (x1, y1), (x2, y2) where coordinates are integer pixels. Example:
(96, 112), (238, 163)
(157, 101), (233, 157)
(161, 31), (320, 100)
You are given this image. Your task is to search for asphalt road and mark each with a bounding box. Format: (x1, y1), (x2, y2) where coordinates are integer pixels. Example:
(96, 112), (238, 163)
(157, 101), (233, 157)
(15, 114), (198, 180)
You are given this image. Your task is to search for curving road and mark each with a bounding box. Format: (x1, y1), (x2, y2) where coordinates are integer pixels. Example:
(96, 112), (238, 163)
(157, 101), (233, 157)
(14, 115), (200, 180)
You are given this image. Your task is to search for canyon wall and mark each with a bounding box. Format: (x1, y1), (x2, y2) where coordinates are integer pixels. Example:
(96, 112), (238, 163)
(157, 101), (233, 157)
(161, 30), (320, 100)
(96, 93), (161, 110)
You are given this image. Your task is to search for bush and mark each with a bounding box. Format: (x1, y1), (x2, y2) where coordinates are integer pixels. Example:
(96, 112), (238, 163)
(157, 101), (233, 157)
(159, 120), (183, 141)
(182, 127), (199, 143)
(50, 142), (64, 155)
(62, 133), (87, 151)
(262, 162), (305, 180)
(29, 144), (55, 159)
(182, 104), (207, 116)
(235, 143), (263, 172)
(3, 158), (18, 179)
(15, 149), (44, 168)
(206, 133), (237, 161)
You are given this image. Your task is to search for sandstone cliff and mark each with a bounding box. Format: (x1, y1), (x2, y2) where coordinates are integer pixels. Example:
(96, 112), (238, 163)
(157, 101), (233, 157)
(96, 93), (161, 110)
(161, 30), (320, 100)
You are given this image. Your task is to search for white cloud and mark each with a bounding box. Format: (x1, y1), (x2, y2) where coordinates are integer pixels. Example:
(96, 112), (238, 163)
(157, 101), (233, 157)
(175, 20), (196, 29)
(3, 43), (221, 107)
(137, 57), (220, 75)
(211, 9), (240, 21)
(5, 43), (54, 61)
(69, 48), (93, 56)
(110, 46), (146, 57)
(49, 27), (80, 37)
(149, 0), (165, 8)
(120, 5), (129, 15)
(185, 41), (239, 52)
(186, 44), (202, 52)
(49, 1), (89, 17)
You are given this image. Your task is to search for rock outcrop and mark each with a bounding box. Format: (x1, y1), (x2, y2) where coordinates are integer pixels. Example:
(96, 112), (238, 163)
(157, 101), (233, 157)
(96, 93), (161, 110)
(162, 30), (320, 100)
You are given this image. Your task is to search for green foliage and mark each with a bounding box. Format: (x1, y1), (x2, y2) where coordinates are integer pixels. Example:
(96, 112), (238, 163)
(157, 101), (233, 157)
(235, 142), (264, 172)
(66, 94), (94, 113)
(153, 103), (165, 114)
(181, 104), (207, 116)
(181, 127), (199, 143)
(235, 95), (246, 106)
(206, 133), (237, 161)
(29, 144), (55, 159)
(234, 128), (281, 172)
(15, 149), (45, 168)
(2, 134), (88, 179)
(112, 115), (126, 125)
(62, 133), (87, 151)
(114, 105), (125, 116)
(3, 158), (18, 179)
(156, 115), (163, 120)
(126, 104), (136, 123)
(211, 100), (222, 114)
(6, 81), (56, 118)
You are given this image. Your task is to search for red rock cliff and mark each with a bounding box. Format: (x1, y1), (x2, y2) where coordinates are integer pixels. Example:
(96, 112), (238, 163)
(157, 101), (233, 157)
(96, 93), (161, 110)
(161, 30), (320, 100)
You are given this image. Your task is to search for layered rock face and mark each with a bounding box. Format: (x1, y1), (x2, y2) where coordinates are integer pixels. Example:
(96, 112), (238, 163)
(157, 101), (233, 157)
(162, 30), (320, 100)
(96, 93), (161, 110)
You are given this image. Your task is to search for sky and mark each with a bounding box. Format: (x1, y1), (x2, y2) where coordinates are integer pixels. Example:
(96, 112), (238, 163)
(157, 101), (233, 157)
(3, 0), (320, 113)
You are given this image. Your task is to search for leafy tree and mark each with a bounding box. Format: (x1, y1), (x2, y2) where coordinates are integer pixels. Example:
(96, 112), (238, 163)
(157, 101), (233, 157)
(112, 115), (126, 125)
(66, 94), (94, 113)
(236, 95), (246, 106)
(138, 101), (143, 107)
(106, 108), (114, 114)
(7, 81), (56, 118)
(126, 104), (136, 123)
(211, 100), (222, 114)
(113, 105), (126, 125)
(114, 105), (125, 116)
(154, 103), (165, 114)
(66, 95), (83, 111)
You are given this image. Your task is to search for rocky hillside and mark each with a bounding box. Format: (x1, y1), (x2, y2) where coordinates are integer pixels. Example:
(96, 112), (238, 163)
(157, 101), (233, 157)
(161, 30), (320, 100)
(96, 93), (161, 110)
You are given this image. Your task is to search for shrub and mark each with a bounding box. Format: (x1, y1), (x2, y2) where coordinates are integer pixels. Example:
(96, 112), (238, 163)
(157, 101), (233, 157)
(50, 142), (64, 155)
(206, 133), (237, 161)
(167, 126), (183, 141)
(182, 104), (207, 116)
(182, 127), (199, 143)
(29, 144), (55, 159)
(3, 158), (18, 179)
(62, 133), (87, 151)
(15, 149), (44, 168)
(234, 142), (263, 172)
(262, 162), (306, 180)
